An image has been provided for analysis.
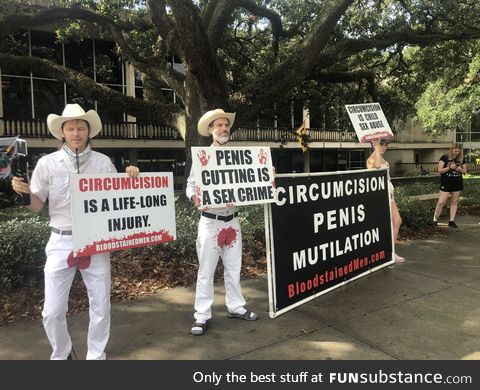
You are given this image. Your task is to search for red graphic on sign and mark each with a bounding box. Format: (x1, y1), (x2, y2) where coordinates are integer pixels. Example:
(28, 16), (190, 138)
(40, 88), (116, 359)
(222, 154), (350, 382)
(258, 149), (268, 165)
(217, 227), (237, 249)
(67, 251), (91, 269)
(198, 149), (210, 167)
(76, 230), (175, 257)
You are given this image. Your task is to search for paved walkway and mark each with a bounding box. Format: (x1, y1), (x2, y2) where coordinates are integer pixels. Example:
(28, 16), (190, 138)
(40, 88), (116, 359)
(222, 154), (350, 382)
(1, 215), (480, 360)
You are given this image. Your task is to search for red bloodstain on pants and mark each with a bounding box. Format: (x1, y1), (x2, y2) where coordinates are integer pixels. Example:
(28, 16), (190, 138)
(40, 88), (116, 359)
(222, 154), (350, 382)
(217, 227), (237, 248)
(67, 251), (91, 269)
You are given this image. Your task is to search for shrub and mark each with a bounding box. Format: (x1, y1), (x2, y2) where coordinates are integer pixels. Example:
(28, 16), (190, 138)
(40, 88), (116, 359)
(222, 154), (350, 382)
(0, 215), (50, 290)
(237, 204), (266, 246)
(162, 195), (199, 260)
(461, 178), (480, 206)
(395, 181), (438, 196)
(394, 186), (435, 230)
(401, 170), (420, 177)
(396, 197), (434, 230)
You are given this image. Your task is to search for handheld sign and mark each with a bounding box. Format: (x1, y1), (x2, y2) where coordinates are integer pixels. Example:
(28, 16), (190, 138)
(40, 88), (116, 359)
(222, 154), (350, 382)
(70, 172), (176, 256)
(266, 169), (394, 318)
(345, 103), (393, 142)
(191, 146), (276, 209)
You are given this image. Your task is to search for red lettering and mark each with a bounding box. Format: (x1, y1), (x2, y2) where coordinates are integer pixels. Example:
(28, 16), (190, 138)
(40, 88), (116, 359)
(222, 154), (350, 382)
(288, 284), (295, 298)
(103, 178), (111, 191)
(132, 178), (139, 189)
(79, 178), (88, 192)
(94, 178), (103, 191)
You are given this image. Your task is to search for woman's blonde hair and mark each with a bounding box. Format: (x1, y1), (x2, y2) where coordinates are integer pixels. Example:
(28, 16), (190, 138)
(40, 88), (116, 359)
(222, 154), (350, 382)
(447, 143), (464, 162)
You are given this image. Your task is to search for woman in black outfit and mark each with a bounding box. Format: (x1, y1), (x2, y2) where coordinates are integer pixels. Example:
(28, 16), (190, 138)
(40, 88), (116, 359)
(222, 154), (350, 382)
(433, 143), (467, 228)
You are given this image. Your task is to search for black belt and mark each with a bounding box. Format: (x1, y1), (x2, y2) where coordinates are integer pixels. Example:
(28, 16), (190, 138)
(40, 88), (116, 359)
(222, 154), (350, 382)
(51, 227), (72, 235)
(201, 211), (238, 222)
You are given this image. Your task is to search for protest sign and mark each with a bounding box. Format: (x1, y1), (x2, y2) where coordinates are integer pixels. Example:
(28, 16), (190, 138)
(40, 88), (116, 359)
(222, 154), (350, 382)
(70, 172), (176, 256)
(345, 103), (393, 142)
(0, 137), (18, 178)
(191, 146), (276, 209)
(266, 169), (394, 318)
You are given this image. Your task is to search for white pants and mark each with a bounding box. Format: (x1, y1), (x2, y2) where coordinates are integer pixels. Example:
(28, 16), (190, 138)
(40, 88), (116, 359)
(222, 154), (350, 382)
(42, 232), (111, 360)
(194, 216), (246, 322)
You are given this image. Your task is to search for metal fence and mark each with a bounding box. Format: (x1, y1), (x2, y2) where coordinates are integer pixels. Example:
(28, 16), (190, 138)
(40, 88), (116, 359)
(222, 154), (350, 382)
(395, 162), (480, 176)
(230, 127), (360, 142)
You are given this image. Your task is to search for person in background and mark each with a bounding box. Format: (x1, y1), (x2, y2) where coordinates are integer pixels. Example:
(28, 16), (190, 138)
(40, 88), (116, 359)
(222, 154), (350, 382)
(11, 104), (139, 360)
(433, 143), (467, 228)
(367, 138), (405, 263)
(186, 108), (258, 336)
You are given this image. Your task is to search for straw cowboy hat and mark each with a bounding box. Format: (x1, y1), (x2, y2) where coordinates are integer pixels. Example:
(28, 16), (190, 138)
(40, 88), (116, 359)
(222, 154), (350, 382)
(47, 104), (102, 140)
(197, 109), (235, 137)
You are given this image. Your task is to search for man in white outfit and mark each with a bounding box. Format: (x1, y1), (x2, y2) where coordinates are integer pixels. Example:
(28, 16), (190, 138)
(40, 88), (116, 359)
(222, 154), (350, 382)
(186, 108), (258, 336)
(12, 104), (139, 359)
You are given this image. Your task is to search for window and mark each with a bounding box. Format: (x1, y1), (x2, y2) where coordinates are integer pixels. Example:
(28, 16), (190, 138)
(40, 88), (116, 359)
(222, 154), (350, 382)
(64, 39), (94, 79)
(30, 31), (62, 65)
(95, 39), (123, 85)
(2, 76), (32, 119)
(33, 79), (64, 120)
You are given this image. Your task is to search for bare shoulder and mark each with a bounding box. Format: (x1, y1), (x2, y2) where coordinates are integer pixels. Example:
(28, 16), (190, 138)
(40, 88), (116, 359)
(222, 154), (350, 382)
(366, 156), (375, 169)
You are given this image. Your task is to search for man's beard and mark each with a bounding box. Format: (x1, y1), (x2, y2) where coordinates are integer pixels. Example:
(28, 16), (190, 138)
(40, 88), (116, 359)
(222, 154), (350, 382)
(213, 133), (229, 145)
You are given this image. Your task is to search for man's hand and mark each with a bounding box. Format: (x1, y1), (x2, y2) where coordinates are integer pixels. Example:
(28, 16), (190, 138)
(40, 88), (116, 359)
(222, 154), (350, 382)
(191, 194), (201, 208)
(126, 165), (140, 178)
(11, 176), (31, 195)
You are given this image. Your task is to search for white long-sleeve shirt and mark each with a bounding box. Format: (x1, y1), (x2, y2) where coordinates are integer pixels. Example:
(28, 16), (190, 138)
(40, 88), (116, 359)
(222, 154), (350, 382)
(30, 149), (116, 230)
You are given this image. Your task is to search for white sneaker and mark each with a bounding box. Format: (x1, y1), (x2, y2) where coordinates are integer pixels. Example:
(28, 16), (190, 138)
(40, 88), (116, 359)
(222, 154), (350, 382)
(393, 253), (406, 263)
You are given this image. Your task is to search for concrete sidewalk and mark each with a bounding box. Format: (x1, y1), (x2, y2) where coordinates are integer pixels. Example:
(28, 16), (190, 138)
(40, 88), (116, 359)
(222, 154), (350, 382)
(1, 215), (480, 360)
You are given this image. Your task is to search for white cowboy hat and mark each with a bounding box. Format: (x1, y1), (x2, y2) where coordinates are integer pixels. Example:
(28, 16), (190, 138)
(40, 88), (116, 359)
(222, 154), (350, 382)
(197, 108), (235, 137)
(47, 104), (102, 140)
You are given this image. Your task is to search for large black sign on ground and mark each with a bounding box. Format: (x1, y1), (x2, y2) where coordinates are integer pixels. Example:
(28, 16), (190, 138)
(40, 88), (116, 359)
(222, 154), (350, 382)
(266, 169), (393, 318)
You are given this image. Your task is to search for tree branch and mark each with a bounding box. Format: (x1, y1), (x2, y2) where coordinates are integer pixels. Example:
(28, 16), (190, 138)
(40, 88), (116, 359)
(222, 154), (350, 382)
(0, 5), (186, 105)
(235, 0), (284, 56)
(236, 0), (356, 120)
(147, 0), (173, 39)
(0, 6), (129, 36)
(168, 0), (229, 106)
(0, 54), (180, 127)
(324, 30), (480, 67)
(204, 0), (236, 50)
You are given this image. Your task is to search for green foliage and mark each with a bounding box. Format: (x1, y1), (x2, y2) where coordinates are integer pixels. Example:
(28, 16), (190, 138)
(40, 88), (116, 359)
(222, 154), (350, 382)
(161, 196), (199, 260)
(0, 214), (50, 290)
(237, 204), (266, 246)
(414, 40), (480, 136)
(395, 182), (438, 196)
(394, 178), (480, 229)
(395, 194), (434, 230)
(460, 178), (480, 206)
